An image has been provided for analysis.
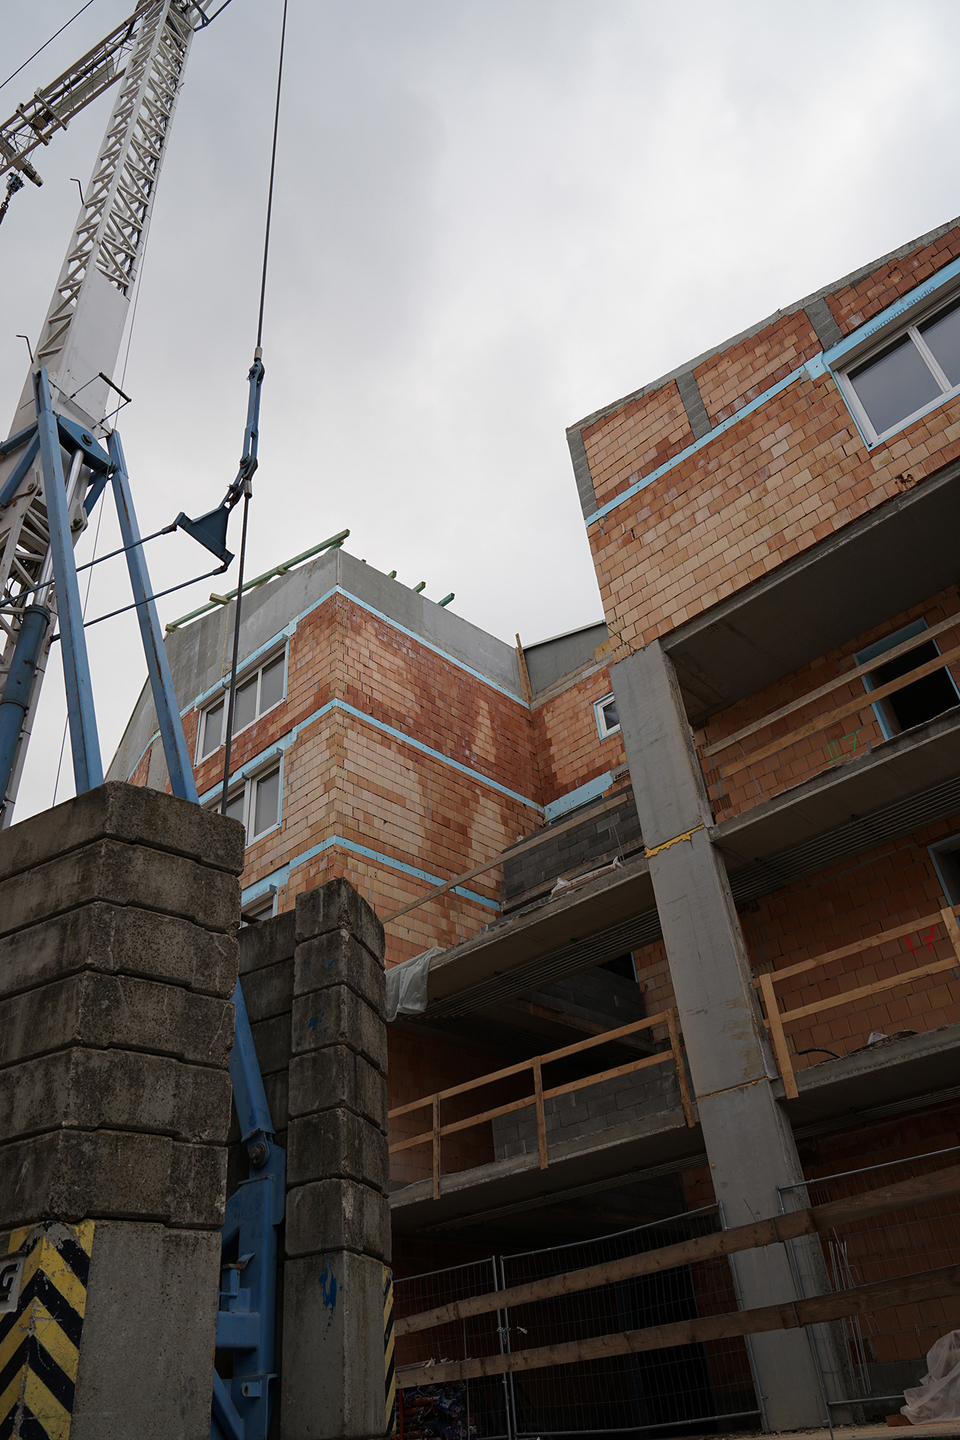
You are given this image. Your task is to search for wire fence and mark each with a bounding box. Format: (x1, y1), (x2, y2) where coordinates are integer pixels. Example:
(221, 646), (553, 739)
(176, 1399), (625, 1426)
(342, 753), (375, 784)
(779, 1143), (960, 1420)
(394, 1208), (761, 1439)
(394, 1258), (511, 1440)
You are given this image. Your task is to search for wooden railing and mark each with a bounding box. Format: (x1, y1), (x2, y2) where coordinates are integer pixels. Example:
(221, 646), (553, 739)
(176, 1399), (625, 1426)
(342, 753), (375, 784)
(388, 1009), (694, 1199)
(754, 906), (960, 1099)
(702, 613), (960, 779)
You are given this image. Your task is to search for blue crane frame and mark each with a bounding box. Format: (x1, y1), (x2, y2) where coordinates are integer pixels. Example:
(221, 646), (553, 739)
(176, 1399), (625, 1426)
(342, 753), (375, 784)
(0, 363), (284, 1440)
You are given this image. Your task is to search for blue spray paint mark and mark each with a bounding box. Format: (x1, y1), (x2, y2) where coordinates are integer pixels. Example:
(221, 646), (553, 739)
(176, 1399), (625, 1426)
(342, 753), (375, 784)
(320, 1261), (338, 1311)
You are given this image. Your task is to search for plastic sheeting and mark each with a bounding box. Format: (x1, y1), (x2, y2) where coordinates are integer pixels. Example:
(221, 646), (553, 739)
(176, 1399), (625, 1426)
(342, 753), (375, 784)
(902, 1329), (960, 1424)
(385, 946), (440, 1022)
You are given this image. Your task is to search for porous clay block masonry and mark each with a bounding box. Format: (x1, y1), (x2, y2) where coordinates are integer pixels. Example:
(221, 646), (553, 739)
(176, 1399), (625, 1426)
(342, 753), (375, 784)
(107, 212), (960, 1432)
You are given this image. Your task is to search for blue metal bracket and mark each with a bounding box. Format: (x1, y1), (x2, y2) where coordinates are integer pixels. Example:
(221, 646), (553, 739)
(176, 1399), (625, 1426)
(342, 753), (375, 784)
(33, 366), (103, 794)
(211, 979), (285, 1440)
(0, 428), (40, 510)
(107, 429), (199, 804)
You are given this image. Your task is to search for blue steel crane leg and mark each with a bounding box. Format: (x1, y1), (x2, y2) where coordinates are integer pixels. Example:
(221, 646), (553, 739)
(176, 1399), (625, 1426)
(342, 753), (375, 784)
(33, 366), (103, 794)
(107, 430), (199, 803)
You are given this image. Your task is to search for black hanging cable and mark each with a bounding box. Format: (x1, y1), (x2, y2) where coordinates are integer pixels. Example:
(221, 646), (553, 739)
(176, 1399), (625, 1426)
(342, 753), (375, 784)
(219, 0), (288, 818)
(0, 0), (97, 95)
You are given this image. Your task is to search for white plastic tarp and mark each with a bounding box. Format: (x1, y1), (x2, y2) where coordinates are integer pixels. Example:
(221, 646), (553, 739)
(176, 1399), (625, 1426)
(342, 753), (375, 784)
(385, 946), (439, 1022)
(902, 1329), (960, 1424)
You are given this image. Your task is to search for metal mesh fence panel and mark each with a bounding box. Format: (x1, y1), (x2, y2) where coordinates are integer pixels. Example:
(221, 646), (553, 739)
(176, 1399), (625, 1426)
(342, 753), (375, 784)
(779, 1143), (960, 1418)
(394, 1258), (511, 1440)
(498, 1207), (760, 1437)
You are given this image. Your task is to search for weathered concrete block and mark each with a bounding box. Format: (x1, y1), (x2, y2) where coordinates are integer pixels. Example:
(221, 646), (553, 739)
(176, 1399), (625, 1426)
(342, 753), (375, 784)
(0, 1129), (228, 1230)
(70, 1220), (222, 1440)
(287, 1111), (388, 1193)
(295, 880), (384, 962)
(0, 780), (244, 884)
(288, 1048), (387, 1132)
(250, 1011), (294, 1077)
(295, 930), (385, 1015)
(0, 838), (239, 940)
(240, 955), (295, 1021)
(281, 1251), (388, 1440)
(285, 1178), (390, 1261)
(0, 1048), (232, 1142)
(0, 902), (238, 1002)
(291, 988), (387, 1076)
(0, 973), (235, 1069)
(239, 906), (297, 973)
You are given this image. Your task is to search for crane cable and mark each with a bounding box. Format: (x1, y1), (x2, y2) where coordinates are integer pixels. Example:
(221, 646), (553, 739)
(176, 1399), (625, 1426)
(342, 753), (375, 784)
(219, 0), (288, 817)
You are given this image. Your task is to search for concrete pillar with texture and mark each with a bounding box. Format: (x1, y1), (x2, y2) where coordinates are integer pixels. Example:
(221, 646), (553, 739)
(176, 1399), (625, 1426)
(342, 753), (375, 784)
(283, 879), (391, 1440)
(611, 641), (841, 1431)
(0, 781), (242, 1440)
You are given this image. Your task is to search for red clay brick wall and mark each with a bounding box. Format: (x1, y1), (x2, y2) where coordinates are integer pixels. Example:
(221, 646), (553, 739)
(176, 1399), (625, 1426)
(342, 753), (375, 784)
(740, 815), (960, 1076)
(534, 666), (626, 806)
(580, 228), (960, 651)
(696, 589), (960, 820)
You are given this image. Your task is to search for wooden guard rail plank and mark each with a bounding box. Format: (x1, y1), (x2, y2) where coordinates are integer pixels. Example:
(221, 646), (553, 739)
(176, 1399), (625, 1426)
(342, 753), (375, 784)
(395, 1163), (960, 1338)
(702, 612), (960, 759)
(717, 641), (960, 779)
(397, 1264), (960, 1385)
(755, 906), (960, 1100)
(389, 1009), (693, 1194)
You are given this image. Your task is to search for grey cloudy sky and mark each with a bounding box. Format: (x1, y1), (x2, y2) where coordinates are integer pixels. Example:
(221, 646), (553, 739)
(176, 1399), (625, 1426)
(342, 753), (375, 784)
(3, 0), (959, 820)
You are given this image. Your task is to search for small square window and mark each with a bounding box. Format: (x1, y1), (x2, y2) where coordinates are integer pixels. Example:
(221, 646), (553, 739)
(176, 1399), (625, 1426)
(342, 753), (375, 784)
(594, 693), (620, 739)
(197, 648), (287, 761)
(208, 762), (282, 845)
(836, 290), (960, 444)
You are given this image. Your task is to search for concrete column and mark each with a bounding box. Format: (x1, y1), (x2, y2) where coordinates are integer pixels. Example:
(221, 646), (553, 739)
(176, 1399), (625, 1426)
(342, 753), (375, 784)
(283, 880), (391, 1440)
(611, 643), (838, 1431)
(0, 781), (242, 1440)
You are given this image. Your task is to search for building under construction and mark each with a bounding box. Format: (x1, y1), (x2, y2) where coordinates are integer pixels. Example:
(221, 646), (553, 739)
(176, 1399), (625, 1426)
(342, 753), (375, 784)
(105, 212), (960, 1433)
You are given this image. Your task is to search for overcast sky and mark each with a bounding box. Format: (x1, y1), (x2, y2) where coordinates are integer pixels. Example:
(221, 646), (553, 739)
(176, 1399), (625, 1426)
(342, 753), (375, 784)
(3, 0), (960, 821)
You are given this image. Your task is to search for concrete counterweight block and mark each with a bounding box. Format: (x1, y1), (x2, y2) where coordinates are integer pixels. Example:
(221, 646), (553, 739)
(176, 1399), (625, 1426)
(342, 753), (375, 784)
(0, 782), (243, 1440)
(282, 879), (391, 1440)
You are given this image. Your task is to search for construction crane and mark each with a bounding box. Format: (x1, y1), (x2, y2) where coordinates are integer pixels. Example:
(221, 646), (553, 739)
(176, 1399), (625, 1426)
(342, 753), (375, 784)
(0, 8), (283, 1438)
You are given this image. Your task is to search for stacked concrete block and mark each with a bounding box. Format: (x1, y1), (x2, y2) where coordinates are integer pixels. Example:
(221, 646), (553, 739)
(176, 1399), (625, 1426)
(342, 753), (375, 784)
(282, 879), (391, 1440)
(0, 781), (243, 1440)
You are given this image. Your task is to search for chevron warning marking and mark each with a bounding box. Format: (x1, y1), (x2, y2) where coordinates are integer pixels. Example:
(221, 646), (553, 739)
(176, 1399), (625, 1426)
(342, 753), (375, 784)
(383, 1264), (396, 1436)
(0, 1220), (94, 1440)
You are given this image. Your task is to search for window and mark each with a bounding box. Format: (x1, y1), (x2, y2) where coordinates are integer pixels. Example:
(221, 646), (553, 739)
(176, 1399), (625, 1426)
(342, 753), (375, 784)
(241, 894), (277, 926)
(838, 291), (960, 443)
(197, 650), (286, 761)
(211, 763), (282, 844)
(929, 833), (960, 908)
(594, 693), (620, 739)
(855, 620), (960, 740)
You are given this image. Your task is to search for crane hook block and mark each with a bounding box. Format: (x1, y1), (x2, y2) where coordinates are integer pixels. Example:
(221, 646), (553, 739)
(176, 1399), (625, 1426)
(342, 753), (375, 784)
(174, 505), (235, 565)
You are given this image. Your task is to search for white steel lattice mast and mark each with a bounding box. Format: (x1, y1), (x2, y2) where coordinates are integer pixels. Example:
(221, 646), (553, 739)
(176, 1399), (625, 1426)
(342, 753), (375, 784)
(0, 0), (223, 822)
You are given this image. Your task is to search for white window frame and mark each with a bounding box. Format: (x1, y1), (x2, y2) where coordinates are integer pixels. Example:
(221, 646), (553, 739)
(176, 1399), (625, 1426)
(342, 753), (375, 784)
(241, 892), (278, 926)
(594, 692), (621, 739)
(196, 646), (287, 763)
(209, 758), (283, 846)
(835, 286), (960, 445)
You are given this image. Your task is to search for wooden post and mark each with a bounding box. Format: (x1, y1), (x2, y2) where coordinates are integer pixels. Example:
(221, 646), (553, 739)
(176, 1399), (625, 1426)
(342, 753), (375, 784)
(515, 633), (533, 704)
(432, 1093), (441, 1200)
(532, 1057), (548, 1170)
(666, 1007), (694, 1126)
(759, 971), (797, 1099)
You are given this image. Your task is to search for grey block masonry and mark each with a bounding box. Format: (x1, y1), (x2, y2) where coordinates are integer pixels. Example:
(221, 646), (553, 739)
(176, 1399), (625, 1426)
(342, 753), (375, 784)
(281, 880), (391, 1440)
(0, 781), (243, 1440)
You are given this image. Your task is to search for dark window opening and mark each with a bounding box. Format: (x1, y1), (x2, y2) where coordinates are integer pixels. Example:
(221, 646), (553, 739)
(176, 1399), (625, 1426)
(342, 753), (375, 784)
(871, 640), (960, 734)
(929, 834), (960, 908)
(600, 951), (639, 984)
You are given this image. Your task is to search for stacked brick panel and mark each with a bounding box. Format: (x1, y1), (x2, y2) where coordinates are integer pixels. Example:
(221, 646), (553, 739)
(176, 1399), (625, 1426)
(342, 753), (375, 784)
(578, 228), (960, 648)
(533, 664), (625, 807)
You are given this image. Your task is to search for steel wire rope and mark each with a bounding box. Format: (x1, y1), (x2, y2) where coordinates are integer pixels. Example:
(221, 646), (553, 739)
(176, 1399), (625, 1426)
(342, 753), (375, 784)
(219, 0), (288, 817)
(0, 0), (98, 95)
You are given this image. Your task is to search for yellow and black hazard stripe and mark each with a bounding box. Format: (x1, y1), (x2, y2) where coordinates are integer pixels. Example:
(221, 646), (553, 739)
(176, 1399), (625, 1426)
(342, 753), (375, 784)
(383, 1264), (396, 1437)
(0, 1220), (94, 1440)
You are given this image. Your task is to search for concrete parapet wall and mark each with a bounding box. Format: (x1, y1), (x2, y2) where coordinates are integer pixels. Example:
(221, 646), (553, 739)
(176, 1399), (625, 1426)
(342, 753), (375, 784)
(0, 782), (243, 1440)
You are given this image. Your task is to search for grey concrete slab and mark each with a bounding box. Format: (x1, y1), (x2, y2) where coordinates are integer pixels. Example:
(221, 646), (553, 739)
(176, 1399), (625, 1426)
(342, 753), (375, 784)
(296, 879), (385, 970)
(286, 1178), (390, 1260)
(287, 1111), (389, 1192)
(239, 907), (296, 972)
(292, 988), (388, 1077)
(0, 902), (238, 1001)
(71, 1221), (221, 1440)
(0, 780), (243, 882)
(663, 457), (960, 719)
(289, 1049), (388, 1133)
(0, 837), (239, 939)
(295, 932), (385, 1012)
